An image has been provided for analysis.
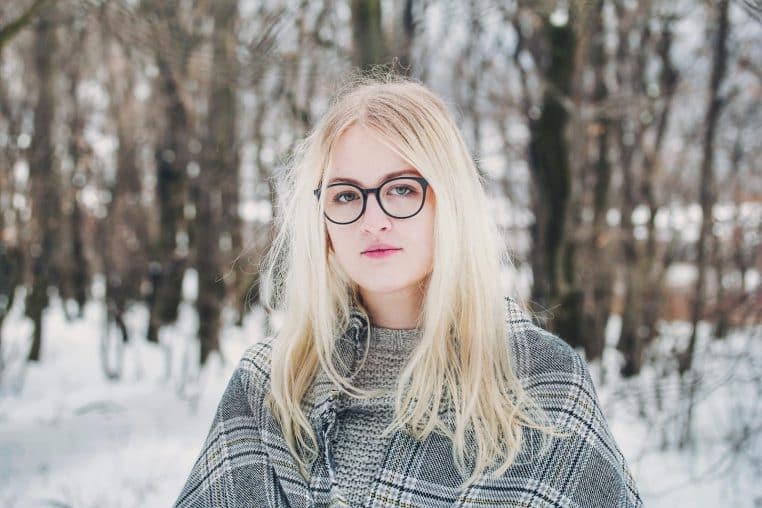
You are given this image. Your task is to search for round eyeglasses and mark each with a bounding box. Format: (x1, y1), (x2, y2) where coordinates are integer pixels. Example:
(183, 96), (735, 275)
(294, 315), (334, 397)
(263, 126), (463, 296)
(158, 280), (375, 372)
(313, 176), (429, 225)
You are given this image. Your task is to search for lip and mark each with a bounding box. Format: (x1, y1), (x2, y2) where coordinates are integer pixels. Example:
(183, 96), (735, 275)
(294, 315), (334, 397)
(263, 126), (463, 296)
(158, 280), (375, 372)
(362, 243), (402, 259)
(362, 248), (401, 259)
(362, 243), (400, 254)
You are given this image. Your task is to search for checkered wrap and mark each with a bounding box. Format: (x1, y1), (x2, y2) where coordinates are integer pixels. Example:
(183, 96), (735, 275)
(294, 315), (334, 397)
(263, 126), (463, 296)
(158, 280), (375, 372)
(175, 298), (642, 507)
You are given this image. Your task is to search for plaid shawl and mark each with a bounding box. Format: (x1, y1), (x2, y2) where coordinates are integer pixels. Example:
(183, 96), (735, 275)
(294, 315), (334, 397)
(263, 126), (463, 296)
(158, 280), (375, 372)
(175, 298), (642, 507)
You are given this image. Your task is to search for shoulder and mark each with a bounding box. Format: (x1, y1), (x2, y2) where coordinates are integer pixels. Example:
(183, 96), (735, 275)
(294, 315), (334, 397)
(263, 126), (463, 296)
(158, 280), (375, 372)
(235, 336), (276, 404)
(510, 324), (590, 386)
(504, 297), (610, 465)
(505, 300), (601, 426)
(509, 321), (602, 428)
(503, 298), (643, 506)
(504, 297), (588, 385)
(239, 336), (276, 376)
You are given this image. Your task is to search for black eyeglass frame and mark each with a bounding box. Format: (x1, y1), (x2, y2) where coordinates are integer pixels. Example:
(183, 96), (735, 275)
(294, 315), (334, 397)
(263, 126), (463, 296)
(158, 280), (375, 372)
(313, 176), (430, 225)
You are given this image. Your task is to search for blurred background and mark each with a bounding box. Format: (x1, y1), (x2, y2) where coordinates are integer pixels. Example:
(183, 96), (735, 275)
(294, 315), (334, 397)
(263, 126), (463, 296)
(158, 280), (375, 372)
(0, 0), (760, 506)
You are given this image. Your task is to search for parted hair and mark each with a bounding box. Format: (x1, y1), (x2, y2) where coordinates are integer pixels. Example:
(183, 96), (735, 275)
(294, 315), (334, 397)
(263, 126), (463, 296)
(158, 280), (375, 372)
(260, 73), (559, 487)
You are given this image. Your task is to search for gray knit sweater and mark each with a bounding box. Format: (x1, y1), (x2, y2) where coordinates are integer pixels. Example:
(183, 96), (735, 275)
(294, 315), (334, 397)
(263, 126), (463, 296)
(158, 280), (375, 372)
(332, 325), (421, 506)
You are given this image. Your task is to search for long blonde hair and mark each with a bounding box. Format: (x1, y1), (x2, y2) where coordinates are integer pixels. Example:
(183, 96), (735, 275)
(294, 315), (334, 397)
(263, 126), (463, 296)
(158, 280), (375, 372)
(260, 74), (558, 487)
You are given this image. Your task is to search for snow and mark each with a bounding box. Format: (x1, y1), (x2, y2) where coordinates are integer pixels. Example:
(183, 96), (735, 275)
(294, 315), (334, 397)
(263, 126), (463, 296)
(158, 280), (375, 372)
(1, 282), (759, 506)
(0, 280), (263, 508)
(591, 316), (762, 507)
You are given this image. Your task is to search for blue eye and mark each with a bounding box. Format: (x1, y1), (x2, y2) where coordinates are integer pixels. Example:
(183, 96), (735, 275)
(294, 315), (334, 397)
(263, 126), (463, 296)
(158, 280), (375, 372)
(388, 185), (416, 197)
(334, 191), (359, 203)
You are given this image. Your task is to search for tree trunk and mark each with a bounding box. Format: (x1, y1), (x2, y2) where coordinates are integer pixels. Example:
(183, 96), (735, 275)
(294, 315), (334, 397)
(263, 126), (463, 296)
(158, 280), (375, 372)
(0, 244), (22, 368)
(0, 96), (23, 362)
(351, 0), (388, 70)
(25, 10), (60, 362)
(195, 0), (238, 364)
(60, 38), (90, 318)
(0, 0), (50, 50)
(213, 0), (242, 326)
(528, 13), (581, 349)
(147, 55), (189, 343)
(582, 0), (614, 361)
(615, 8), (651, 377)
(679, 0), (730, 375)
(640, 16), (679, 348)
(394, 0), (415, 73)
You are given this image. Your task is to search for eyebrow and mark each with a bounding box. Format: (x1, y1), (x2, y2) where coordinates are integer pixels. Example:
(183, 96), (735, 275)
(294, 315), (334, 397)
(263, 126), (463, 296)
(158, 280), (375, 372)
(327, 168), (421, 186)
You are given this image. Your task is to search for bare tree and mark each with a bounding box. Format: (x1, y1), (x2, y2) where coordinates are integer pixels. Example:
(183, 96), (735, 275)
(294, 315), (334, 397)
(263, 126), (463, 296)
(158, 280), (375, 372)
(352, 0), (389, 69)
(141, 0), (200, 344)
(0, 0), (50, 50)
(677, 0), (731, 448)
(195, 0), (239, 364)
(679, 0), (731, 375)
(24, 7), (61, 362)
(579, 0), (615, 362)
(95, 24), (152, 379)
(527, 5), (581, 349)
(58, 19), (91, 319)
(614, 3), (655, 377)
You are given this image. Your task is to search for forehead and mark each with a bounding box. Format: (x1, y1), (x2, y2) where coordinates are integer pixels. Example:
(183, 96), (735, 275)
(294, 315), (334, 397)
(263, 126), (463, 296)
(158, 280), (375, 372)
(327, 124), (419, 186)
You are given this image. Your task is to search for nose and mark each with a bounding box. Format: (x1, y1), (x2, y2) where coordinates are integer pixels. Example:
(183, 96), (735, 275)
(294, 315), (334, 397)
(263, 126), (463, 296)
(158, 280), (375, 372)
(360, 192), (391, 233)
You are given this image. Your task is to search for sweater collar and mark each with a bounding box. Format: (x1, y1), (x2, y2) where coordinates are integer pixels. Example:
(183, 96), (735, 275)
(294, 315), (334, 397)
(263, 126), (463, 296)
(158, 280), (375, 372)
(305, 305), (370, 427)
(304, 297), (530, 429)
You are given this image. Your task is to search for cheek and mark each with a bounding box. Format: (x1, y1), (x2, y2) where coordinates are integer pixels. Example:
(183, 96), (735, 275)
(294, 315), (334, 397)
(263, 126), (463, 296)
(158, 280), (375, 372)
(325, 226), (333, 249)
(325, 226), (336, 251)
(421, 203), (436, 244)
(325, 224), (351, 254)
(421, 208), (436, 264)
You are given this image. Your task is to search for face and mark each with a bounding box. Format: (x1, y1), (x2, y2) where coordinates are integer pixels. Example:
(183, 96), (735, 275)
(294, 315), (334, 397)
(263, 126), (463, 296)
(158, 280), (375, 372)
(323, 123), (435, 302)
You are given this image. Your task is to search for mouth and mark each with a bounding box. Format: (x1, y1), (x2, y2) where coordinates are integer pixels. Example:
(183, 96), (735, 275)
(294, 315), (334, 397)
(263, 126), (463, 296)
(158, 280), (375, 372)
(362, 248), (402, 258)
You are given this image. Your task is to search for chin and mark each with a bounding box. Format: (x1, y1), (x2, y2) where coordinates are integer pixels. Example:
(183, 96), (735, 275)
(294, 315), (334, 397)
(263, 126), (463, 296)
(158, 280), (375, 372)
(356, 278), (420, 295)
(357, 283), (403, 294)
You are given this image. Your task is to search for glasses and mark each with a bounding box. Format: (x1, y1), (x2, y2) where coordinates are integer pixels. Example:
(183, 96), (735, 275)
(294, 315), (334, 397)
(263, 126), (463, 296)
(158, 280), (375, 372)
(313, 176), (429, 225)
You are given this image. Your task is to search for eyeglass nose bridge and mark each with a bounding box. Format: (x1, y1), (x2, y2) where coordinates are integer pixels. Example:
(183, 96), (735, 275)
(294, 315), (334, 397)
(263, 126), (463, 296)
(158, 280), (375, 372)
(357, 185), (386, 220)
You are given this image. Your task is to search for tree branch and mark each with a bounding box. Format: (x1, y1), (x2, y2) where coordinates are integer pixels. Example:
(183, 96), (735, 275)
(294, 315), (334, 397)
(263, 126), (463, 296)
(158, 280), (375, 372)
(0, 0), (51, 50)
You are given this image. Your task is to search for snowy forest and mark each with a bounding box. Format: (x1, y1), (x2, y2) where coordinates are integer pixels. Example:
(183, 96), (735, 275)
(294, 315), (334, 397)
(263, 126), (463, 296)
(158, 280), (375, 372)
(0, 0), (760, 506)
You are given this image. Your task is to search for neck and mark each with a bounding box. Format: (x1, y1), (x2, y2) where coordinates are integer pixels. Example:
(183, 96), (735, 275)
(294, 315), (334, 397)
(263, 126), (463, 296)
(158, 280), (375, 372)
(359, 285), (424, 329)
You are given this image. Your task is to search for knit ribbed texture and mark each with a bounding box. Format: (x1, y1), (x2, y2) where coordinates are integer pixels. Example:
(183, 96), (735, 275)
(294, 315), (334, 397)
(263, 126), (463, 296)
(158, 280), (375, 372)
(332, 324), (421, 507)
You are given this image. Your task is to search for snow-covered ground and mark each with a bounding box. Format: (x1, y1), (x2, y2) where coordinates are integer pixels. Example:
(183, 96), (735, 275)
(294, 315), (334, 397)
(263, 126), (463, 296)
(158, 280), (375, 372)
(1, 280), (759, 507)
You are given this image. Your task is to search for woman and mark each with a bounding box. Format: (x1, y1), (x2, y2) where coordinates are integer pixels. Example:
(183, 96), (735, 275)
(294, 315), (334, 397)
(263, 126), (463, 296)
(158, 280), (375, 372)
(175, 77), (642, 507)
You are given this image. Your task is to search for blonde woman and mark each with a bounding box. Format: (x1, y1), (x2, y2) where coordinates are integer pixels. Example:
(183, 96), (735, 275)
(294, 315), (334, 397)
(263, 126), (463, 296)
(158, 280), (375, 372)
(175, 77), (641, 507)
